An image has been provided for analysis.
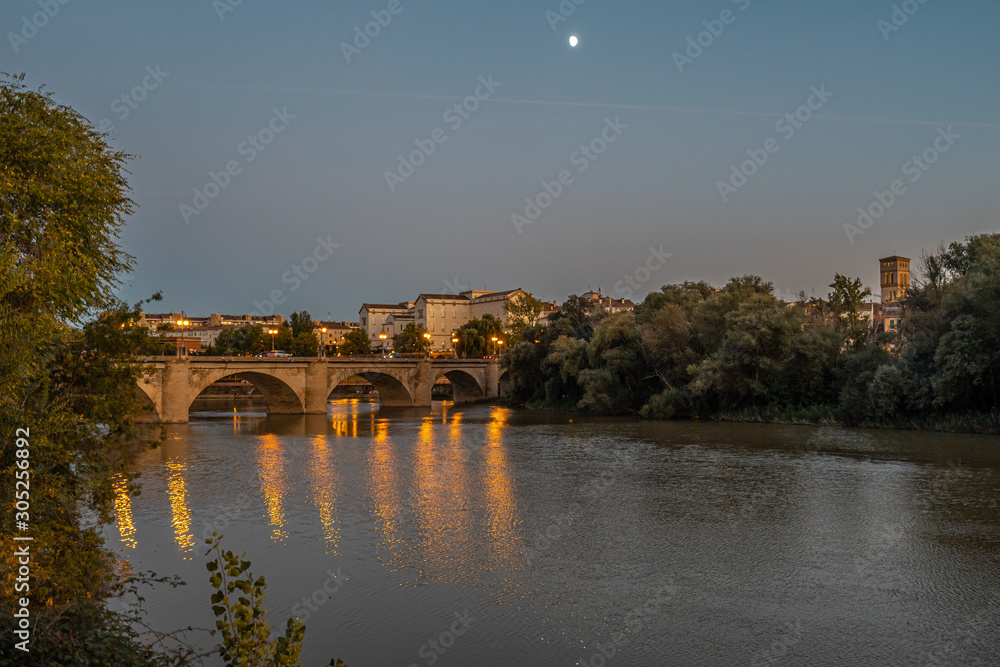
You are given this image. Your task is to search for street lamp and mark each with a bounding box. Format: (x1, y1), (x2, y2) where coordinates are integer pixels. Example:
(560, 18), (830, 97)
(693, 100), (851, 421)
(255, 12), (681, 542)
(175, 318), (190, 358)
(379, 333), (387, 356)
(321, 327), (327, 358)
(497, 339), (504, 356)
(423, 332), (431, 358)
(490, 336), (497, 358)
(268, 328), (278, 352)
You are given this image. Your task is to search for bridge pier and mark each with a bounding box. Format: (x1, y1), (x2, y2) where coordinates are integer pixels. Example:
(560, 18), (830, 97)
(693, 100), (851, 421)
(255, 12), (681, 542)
(161, 359), (191, 424)
(304, 361), (330, 414)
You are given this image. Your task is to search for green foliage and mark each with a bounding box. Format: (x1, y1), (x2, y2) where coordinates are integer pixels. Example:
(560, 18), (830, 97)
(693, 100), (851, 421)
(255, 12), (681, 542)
(454, 314), (504, 358)
(289, 310), (314, 338)
(504, 292), (544, 340)
(1, 73), (135, 323)
(205, 534), (347, 667)
(828, 273), (872, 347)
(393, 322), (430, 354)
(210, 324), (267, 356)
(502, 245), (1000, 433)
(0, 74), (200, 662)
(340, 328), (372, 355)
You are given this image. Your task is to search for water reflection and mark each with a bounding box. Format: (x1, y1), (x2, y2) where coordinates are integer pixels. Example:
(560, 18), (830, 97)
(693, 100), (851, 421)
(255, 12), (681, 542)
(113, 475), (137, 549)
(308, 433), (341, 554)
(482, 408), (521, 569)
(165, 461), (195, 557)
(256, 434), (288, 542)
(367, 419), (406, 559)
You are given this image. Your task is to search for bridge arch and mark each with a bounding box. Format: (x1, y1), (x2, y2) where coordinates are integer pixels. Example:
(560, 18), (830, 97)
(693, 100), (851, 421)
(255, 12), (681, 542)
(433, 369), (486, 404)
(189, 370), (304, 415)
(135, 383), (161, 421)
(328, 367), (415, 407)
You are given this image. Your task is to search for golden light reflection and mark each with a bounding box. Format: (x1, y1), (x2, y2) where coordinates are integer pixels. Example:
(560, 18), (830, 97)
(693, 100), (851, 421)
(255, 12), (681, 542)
(411, 415), (475, 580)
(113, 475), (137, 549)
(367, 420), (406, 557)
(309, 434), (340, 554)
(257, 434), (288, 542)
(482, 407), (521, 567)
(165, 461), (195, 557)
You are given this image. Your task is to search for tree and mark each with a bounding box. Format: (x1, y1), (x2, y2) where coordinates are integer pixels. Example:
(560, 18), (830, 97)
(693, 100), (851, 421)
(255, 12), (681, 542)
(828, 274), (871, 347)
(454, 315), (504, 358)
(0, 74), (181, 660)
(289, 310), (314, 338)
(504, 292), (543, 340)
(209, 323), (267, 356)
(340, 328), (371, 355)
(393, 322), (430, 354)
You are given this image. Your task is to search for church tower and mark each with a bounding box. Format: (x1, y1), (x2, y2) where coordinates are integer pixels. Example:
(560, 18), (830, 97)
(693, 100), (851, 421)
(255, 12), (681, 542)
(879, 255), (910, 303)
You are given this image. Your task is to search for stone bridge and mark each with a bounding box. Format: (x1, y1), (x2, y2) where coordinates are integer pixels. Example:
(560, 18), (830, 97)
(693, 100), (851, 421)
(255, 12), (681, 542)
(137, 357), (502, 423)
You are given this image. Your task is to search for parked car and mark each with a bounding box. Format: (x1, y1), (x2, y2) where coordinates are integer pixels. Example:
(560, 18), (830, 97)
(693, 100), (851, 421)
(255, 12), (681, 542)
(265, 350), (291, 358)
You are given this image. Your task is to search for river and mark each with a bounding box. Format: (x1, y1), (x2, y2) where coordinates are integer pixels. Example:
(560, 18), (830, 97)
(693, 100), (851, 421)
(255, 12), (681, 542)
(106, 398), (1000, 666)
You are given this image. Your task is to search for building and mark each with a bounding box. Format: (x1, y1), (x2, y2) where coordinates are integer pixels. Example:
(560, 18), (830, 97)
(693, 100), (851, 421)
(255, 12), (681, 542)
(879, 255), (909, 333)
(537, 301), (561, 325)
(358, 289), (538, 352)
(581, 290), (636, 313)
(138, 312), (284, 330)
(415, 294), (473, 351)
(359, 302), (414, 348)
(314, 321), (358, 352)
(879, 256), (910, 303)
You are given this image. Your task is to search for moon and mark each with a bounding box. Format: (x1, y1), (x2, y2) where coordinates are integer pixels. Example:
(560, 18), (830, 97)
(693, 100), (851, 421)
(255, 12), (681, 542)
(569, 35), (578, 47)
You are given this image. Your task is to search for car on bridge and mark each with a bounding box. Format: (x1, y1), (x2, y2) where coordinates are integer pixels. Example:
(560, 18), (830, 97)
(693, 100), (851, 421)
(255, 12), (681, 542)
(264, 350), (291, 358)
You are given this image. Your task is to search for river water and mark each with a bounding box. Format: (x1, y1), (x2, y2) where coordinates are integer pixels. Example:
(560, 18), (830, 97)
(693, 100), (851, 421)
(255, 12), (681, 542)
(106, 398), (1000, 666)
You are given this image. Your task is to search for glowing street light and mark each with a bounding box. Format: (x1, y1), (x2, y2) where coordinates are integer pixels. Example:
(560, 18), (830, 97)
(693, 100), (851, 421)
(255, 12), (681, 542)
(423, 332), (432, 358)
(491, 336), (498, 358)
(379, 332), (388, 356)
(175, 318), (190, 358)
(321, 327), (327, 358)
(268, 328), (279, 351)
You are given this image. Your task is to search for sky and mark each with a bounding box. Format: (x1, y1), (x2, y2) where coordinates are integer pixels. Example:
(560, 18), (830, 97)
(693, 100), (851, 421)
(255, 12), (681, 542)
(4, 0), (999, 319)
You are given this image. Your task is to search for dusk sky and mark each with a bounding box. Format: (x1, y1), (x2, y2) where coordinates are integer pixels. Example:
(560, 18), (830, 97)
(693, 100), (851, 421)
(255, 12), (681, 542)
(5, 0), (999, 319)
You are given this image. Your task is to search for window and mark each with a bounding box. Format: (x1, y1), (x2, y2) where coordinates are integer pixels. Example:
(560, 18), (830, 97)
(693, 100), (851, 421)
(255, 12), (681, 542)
(417, 309), (423, 318)
(430, 323), (435, 332)
(463, 310), (468, 318)
(362, 317), (367, 326)
(429, 308), (434, 318)
(452, 309), (456, 318)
